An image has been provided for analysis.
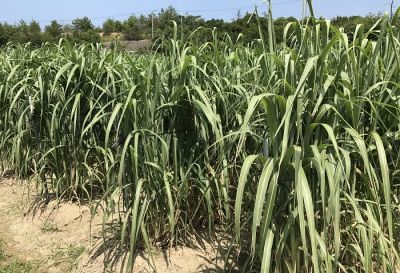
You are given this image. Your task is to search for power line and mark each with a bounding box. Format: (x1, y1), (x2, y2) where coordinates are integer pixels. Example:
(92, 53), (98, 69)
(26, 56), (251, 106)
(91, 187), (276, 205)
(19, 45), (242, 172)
(0, 0), (302, 24)
(274, 0), (302, 5)
(178, 6), (255, 14)
(0, 9), (157, 24)
(169, 0), (302, 13)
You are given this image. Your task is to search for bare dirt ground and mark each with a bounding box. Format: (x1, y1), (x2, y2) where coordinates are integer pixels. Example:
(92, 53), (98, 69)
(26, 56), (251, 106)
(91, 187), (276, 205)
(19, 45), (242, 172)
(0, 178), (236, 273)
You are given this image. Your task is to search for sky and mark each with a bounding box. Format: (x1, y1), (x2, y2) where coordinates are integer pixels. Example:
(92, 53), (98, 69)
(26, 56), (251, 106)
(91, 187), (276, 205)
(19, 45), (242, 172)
(0, 0), (393, 26)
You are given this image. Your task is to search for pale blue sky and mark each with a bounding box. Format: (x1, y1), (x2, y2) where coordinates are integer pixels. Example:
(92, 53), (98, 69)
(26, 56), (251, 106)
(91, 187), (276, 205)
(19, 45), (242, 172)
(0, 0), (392, 26)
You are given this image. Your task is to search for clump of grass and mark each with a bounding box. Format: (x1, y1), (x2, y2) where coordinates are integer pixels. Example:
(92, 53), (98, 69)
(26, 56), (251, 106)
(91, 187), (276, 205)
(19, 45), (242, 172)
(0, 239), (5, 262)
(51, 245), (85, 272)
(40, 221), (59, 233)
(0, 239), (38, 273)
(0, 261), (38, 273)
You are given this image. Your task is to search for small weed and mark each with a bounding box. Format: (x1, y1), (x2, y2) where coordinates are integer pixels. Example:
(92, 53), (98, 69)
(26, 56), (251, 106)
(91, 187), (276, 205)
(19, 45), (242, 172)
(0, 238), (38, 273)
(51, 245), (85, 272)
(40, 221), (59, 233)
(0, 260), (38, 273)
(0, 239), (5, 261)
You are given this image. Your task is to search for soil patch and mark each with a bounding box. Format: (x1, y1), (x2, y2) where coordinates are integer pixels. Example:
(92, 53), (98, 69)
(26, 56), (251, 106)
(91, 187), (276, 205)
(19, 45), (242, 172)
(0, 178), (237, 273)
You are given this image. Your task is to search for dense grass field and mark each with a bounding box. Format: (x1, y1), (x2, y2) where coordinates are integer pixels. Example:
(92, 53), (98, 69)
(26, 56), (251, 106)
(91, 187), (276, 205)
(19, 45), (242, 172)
(1, 4), (400, 273)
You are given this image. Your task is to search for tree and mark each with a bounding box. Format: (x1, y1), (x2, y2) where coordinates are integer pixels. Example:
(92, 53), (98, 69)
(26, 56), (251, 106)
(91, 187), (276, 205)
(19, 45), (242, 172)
(114, 20), (123, 32)
(123, 16), (140, 41)
(11, 20), (29, 44)
(0, 9), (389, 47)
(28, 21), (42, 45)
(29, 21), (41, 33)
(72, 17), (94, 32)
(78, 29), (101, 43)
(103, 19), (116, 35)
(61, 24), (73, 40)
(159, 6), (179, 24)
(157, 6), (180, 39)
(45, 20), (63, 41)
(137, 15), (151, 38)
(0, 23), (13, 46)
(70, 17), (100, 43)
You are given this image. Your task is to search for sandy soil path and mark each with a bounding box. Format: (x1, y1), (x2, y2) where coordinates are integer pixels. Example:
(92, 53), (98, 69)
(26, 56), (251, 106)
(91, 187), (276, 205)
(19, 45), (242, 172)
(0, 178), (235, 273)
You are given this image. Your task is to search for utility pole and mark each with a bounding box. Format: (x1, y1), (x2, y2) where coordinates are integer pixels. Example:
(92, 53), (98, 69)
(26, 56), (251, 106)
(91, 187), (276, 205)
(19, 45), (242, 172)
(180, 15), (183, 41)
(236, 9), (241, 20)
(151, 12), (154, 39)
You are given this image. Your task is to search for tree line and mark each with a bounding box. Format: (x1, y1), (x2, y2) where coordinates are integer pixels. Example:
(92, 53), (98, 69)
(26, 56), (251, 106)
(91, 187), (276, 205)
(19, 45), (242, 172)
(0, 6), (383, 46)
